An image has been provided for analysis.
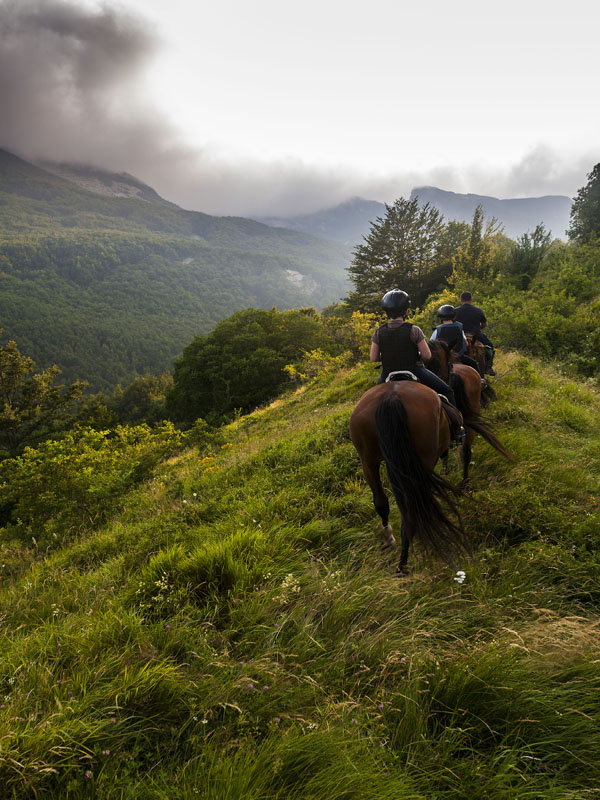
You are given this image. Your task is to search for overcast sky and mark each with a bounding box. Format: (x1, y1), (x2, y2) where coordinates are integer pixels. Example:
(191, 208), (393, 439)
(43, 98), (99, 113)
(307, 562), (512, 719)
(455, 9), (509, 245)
(0, 0), (598, 216)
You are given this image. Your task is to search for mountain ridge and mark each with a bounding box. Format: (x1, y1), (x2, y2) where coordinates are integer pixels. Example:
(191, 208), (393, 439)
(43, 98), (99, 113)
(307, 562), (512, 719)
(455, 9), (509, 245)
(0, 148), (351, 390)
(255, 188), (573, 244)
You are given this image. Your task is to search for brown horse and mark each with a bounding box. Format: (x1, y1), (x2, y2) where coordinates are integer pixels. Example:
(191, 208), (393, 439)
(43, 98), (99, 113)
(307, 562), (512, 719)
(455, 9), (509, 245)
(463, 333), (496, 407)
(427, 339), (510, 484)
(350, 379), (468, 573)
(464, 333), (487, 377)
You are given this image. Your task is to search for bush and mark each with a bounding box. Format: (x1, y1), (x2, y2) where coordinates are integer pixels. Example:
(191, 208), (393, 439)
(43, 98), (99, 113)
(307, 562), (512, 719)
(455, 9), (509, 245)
(0, 423), (182, 547)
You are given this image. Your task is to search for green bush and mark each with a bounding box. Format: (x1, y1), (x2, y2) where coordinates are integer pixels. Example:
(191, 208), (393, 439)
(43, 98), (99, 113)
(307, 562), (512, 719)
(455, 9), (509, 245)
(0, 423), (182, 547)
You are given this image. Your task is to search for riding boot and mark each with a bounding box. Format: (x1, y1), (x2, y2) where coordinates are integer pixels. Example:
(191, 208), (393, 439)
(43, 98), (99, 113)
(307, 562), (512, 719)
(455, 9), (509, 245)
(484, 347), (496, 376)
(438, 394), (466, 444)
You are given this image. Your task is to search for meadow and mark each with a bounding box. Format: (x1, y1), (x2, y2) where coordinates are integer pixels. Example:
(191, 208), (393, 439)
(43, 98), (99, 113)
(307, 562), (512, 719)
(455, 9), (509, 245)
(0, 351), (599, 798)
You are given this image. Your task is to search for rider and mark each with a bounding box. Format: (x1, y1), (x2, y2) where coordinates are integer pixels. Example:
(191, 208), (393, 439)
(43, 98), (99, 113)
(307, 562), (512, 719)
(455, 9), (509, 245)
(370, 290), (465, 441)
(454, 291), (496, 375)
(431, 304), (480, 372)
(431, 304), (467, 358)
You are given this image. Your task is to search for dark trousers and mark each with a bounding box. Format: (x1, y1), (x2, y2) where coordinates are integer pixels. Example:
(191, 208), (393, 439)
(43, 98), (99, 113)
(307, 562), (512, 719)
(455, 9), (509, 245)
(378, 365), (456, 406)
(476, 332), (494, 351)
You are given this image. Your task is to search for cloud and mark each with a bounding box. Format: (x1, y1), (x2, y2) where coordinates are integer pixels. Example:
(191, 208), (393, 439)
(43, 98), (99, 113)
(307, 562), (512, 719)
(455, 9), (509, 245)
(0, 0), (593, 217)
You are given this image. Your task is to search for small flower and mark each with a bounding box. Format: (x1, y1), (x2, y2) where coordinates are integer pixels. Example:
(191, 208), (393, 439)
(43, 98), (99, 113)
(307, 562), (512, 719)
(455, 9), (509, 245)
(377, 703), (385, 710)
(273, 716), (281, 724)
(201, 719), (208, 725)
(101, 749), (110, 756)
(351, 718), (359, 724)
(453, 570), (466, 584)
(262, 685), (269, 692)
(247, 683), (254, 690)
(85, 770), (93, 779)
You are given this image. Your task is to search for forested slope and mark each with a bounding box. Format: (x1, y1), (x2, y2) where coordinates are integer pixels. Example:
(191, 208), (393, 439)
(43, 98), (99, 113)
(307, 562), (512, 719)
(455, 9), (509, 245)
(0, 149), (351, 389)
(0, 352), (599, 798)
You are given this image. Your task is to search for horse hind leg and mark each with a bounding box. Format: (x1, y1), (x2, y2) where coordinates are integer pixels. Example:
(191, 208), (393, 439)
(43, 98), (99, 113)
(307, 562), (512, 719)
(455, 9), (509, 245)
(460, 431), (474, 486)
(396, 519), (412, 575)
(361, 459), (396, 550)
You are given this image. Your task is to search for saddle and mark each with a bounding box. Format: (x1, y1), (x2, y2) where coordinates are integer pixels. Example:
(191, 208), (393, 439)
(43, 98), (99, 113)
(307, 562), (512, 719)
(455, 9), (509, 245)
(386, 371), (465, 442)
(385, 370), (418, 382)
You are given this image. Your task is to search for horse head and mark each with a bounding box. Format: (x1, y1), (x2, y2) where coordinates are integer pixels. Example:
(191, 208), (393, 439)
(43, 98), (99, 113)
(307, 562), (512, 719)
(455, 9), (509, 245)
(427, 338), (452, 383)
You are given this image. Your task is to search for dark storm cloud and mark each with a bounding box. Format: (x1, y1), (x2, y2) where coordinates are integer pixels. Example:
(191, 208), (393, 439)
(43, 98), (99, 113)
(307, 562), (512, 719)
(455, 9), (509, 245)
(0, 0), (592, 216)
(0, 0), (361, 215)
(0, 0), (197, 182)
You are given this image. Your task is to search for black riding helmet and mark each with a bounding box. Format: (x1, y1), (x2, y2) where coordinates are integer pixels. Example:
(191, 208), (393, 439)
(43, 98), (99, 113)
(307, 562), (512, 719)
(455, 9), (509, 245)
(382, 289), (411, 318)
(437, 304), (456, 320)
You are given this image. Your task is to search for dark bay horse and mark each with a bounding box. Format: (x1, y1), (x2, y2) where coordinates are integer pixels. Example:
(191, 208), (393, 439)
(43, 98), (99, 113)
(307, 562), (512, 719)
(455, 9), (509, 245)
(427, 340), (510, 484)
(464, 333), (487, 377)
(462, 332), (497, 408)
(350, 380), (468, 573)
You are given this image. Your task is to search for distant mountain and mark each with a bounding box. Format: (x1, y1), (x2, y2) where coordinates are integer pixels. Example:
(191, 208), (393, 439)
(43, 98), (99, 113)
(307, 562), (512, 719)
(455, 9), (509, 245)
(257, 197), (386, 245)
(409, 186), (572, 241)
(0, 149), (351, 391)
(258, 189), (573, 245)
(36, 160), (179, 208)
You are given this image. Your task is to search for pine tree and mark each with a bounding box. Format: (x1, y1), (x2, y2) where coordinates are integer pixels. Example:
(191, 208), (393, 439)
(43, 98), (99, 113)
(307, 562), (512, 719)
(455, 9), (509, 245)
(346, 197), (450, 312)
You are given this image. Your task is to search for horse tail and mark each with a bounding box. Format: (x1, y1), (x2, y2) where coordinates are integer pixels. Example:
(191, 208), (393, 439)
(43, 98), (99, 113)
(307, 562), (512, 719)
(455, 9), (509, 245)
(450, 373), (512, 461)
(481, 380), (497, 407)
(374, 392), (467, 560)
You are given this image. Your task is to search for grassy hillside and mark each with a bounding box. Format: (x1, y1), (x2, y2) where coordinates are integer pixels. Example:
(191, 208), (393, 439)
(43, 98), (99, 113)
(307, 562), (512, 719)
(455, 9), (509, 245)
(1, 351), (599, 798)
(0, 149), (351, 389)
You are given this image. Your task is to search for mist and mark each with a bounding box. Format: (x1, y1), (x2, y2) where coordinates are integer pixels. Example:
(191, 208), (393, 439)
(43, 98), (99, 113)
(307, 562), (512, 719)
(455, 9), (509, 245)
(0, 0), (591, 217)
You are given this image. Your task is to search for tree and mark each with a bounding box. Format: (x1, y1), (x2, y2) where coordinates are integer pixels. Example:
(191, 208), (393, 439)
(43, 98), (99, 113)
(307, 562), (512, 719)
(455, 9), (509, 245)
(507, 224), (552, 290)
(166, 308), (333, 425)
(449, 205), (506, 287)
(111, 373), (173, 424)
(568, 163), (600, 243)
(0, 335), (94, 458)
(346, 197), (452, 312)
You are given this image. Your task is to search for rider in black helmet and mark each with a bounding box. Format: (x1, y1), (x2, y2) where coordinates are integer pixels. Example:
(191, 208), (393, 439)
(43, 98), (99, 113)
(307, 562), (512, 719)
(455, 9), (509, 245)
(430, 304), (467, 357)
(370, 290), (464, 441)
(431, 304), (480, 371)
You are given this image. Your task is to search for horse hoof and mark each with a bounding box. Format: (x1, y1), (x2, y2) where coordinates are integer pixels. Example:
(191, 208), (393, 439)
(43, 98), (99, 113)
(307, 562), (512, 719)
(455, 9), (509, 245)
(395, 564), (409, 577)
(381, 525), (397, 550)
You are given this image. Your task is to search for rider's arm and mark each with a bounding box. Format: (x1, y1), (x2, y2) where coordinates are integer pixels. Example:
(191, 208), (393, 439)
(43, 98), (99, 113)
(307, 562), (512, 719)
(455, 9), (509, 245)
(370, 341), (380, 361)
(457, 322), (467, 357)
(417, 339), (431, 362)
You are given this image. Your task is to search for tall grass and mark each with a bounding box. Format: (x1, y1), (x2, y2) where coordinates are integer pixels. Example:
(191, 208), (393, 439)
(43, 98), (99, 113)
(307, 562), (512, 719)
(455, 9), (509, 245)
(1, 355), (599, 797)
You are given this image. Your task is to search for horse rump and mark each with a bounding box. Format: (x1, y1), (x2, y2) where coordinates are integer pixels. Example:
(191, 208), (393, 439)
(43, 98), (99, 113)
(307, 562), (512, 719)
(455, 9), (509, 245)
(374, 391), (468, 561)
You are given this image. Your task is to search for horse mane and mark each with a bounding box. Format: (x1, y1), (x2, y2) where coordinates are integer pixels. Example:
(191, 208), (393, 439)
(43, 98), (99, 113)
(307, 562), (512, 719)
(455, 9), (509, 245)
(427, 339), (452, 381)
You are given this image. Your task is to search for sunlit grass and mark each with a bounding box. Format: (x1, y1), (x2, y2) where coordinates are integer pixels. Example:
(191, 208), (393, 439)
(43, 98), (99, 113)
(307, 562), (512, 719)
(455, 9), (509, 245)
(1, 354), (600, 797)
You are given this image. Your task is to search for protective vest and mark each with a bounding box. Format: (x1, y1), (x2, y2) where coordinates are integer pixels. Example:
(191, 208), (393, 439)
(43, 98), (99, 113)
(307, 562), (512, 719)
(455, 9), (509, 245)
(435, 322), (465, 355)
(377, 322), (419, 376)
